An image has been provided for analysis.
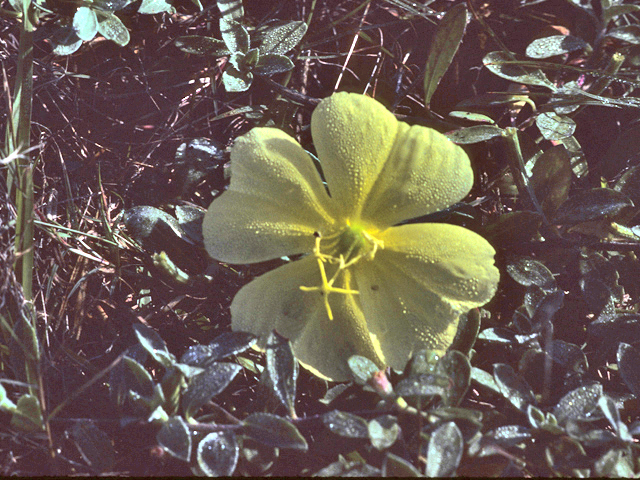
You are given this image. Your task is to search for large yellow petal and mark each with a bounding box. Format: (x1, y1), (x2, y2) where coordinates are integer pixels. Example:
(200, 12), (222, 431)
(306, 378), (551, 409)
(354, 223), (499, 371)
(230, 255), (383, 381)
(359, 124), (474, 227)
(311, 92), (400, 219)
(203, 128), (337, 264)
(311, 92), (474, 228)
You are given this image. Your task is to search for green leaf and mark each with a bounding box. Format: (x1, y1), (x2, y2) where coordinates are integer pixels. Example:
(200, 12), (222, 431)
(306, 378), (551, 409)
(471, 367), (501, 395)
(603, 4), (640, 25)
(506, 257), (556, 291)
(426, 422), (463, 477)
(160, 367), (183, 415)
(493, 364), (535, 412)
(348, 355), (379, 385)
(70, 420), (115, 472)
(483, 51), (556, 90)
(10, 394), (43, 432)
(530, 145), (572, 216)
(50, 26), (83, 55)
(482, 211), (543, 247)
(257, 20), (307, 55)
(174, 36), (230, 56)
(264, 331), (298, 417)
(315, 456), (381, 476)
(448, 111), (495, 123)
(597, 395), (629, 440)
(486, 425), (532, 448)
(423, 3), (467, 105)
(138, 0), (175, 14)
(180, 331), (257, 367)
(0, 383), (17, 413)
(217, 0), (243, 21)
(323, 410), (369, 439)
(553, 188), (633, 225)
(96, 11), (130, 46)
(553, 383), (603, 424)
(197, 431), (239, 476)
(183, 362), (241, 420)
(382, 453), (421, 477)
(406, 349), (440, 376)
(606, 25), (640, 45)
(435, 350), (471, 407)
(123, 205), (192, 251)
(319, 384), (350, 405)
(525, 35), (588, 59)
(133, 323), (175, 368)
(157, 416), (192, 461)
(450, 310), (481, 356)
(368, 415), (400, 451)
(73, 7), (98, 41)
(536, 112), (576, 140)
(559, 134), (587, 178)
(244, 48), (259, 67)
(457, 92), (534, 109)
(174, 205), (206, 243)
(617, 343), (640, 398)
(614, 165), (640, 207)
(241, 413), (308, 450)
(223, 65), (252, 92)
(92, 0), (134, 12)
(595, 449), (635, 477)
(219, 17), (249, 54)
(254, 54), (294, 76)
(446, 125), (504, 144)
(395, 373), (449, 398)
(122, 356), (155, 398)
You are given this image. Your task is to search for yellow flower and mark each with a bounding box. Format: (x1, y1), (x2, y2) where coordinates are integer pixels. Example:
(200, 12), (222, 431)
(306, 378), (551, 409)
(203, 92), (499, 382)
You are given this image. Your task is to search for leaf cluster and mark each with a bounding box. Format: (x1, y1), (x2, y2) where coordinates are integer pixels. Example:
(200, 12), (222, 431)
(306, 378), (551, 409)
(175, 0), (307, 92)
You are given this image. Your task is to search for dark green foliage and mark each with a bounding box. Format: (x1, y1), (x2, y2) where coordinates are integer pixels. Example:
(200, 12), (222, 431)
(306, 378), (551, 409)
(3, 0), (640, 476)
(175, 3), (307, 92)
(264, 331), (298, 417)
(157, 416), (192, 462)
(241, 413), (307, 450)
(70, 420), (116, 472)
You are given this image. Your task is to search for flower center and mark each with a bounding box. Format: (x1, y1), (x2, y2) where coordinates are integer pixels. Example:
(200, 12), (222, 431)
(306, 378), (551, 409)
(299, 222), (384, 320)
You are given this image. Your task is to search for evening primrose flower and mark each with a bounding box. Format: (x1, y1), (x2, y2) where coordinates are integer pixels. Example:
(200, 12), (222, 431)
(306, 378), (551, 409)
(203, 92), (499, 382)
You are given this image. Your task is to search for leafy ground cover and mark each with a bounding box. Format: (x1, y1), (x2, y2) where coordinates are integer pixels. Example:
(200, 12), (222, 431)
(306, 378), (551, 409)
(2, 0), (640, 476)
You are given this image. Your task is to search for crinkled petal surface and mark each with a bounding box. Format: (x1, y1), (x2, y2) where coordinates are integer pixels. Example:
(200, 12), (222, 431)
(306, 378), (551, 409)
(230, 256), (383, 381)
(203, 128), (336, 264)
(354, 223), (499, 371)
(311, 92), (474, 227)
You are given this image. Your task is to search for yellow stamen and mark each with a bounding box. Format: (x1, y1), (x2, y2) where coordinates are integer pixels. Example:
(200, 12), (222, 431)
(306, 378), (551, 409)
(299, 226), (382, 320)
(300, 256), (359, 320)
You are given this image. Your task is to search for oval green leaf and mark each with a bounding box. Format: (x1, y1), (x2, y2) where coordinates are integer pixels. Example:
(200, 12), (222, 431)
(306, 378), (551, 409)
(241, 413), (308, 450)
(446, 125), (504, 144)
(183, 362), (242, 420)
(426, 422), (463, 477)
(553, 188), (633, 225)
(73, 7), (98, 41)
(197, 431), (239, 476)
(96, 11), (130, 46)
(525, 35), (588, 59)
(157, 416), (192, 462)
(323, 410), (369, 438)
(536, 112), (576, 140)
(483, 51), (556, 90)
